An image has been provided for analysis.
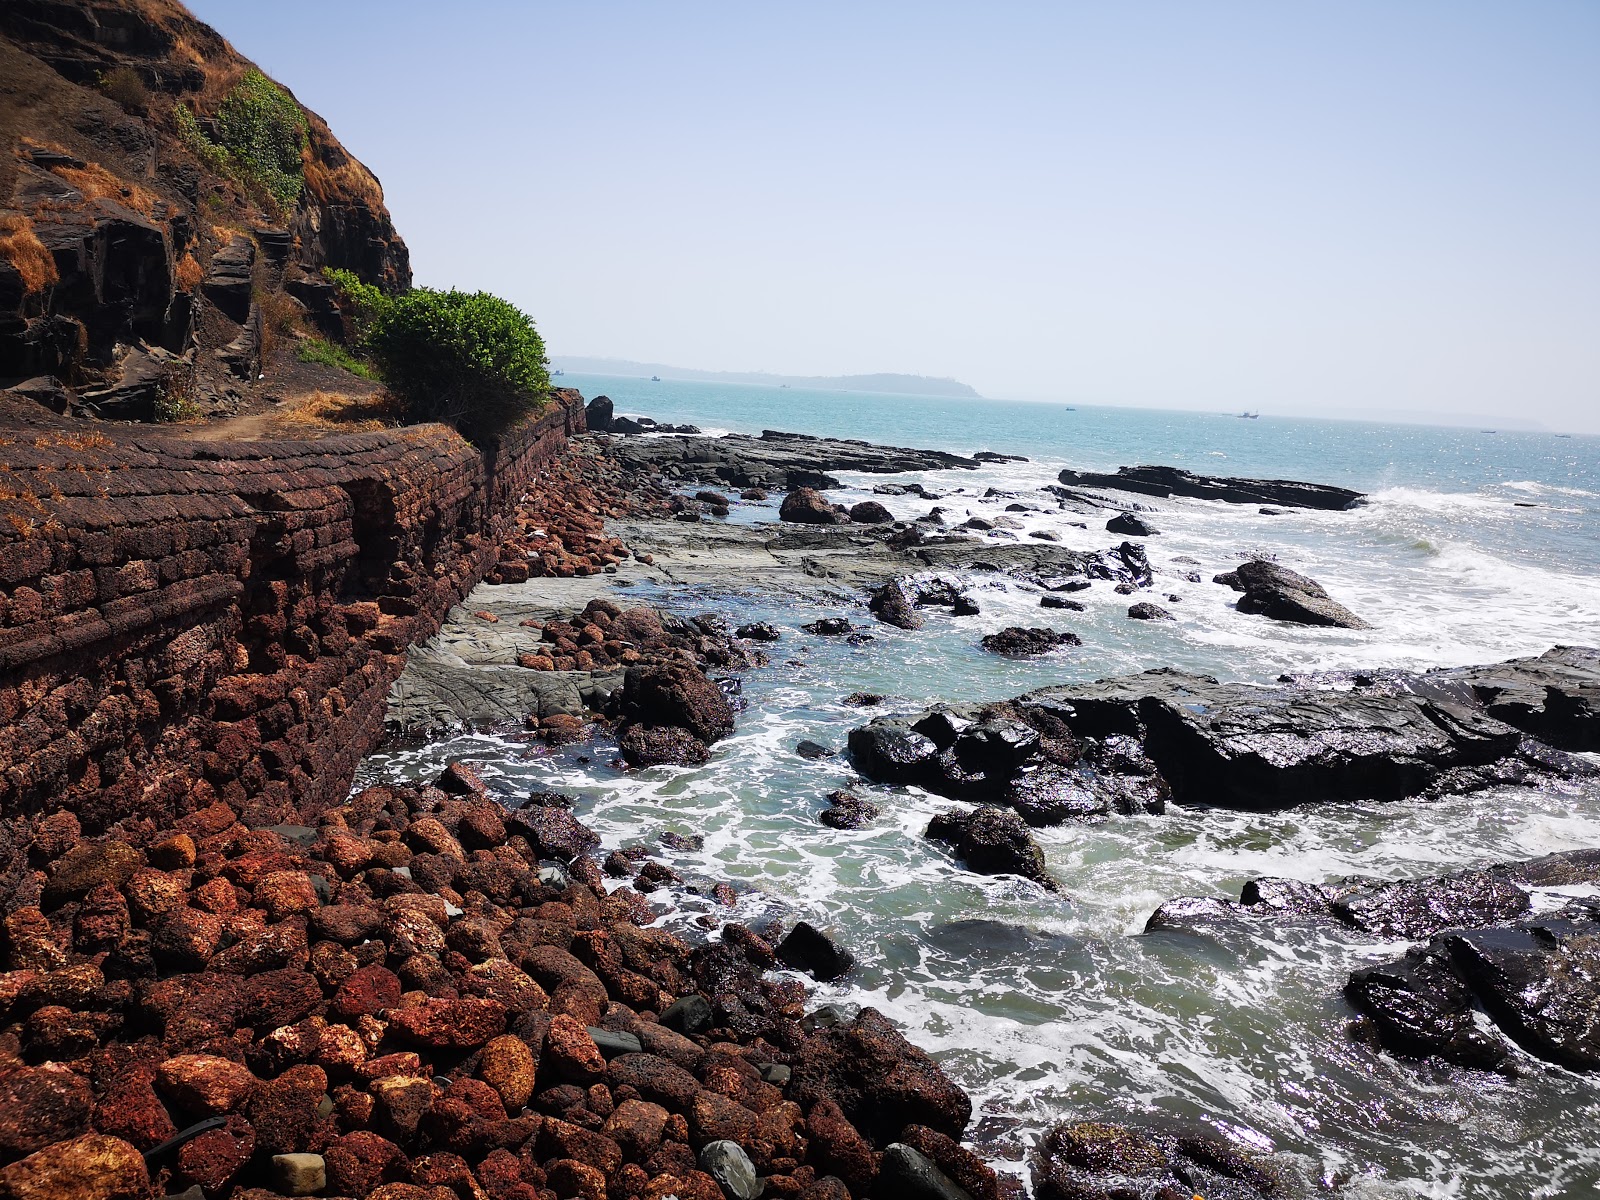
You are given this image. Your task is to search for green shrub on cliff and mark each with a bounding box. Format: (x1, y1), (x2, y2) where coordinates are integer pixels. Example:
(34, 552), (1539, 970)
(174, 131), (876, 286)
(325, 269), (550, 442)
(174, 70), (309, 214)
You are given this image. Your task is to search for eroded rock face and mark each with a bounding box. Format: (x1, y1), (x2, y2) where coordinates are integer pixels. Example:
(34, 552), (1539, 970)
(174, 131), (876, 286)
(1215, 559), (1371, 629)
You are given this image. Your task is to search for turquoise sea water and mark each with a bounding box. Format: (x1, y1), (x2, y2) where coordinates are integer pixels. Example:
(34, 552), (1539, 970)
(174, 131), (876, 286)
(366, 377), (1600, 1198)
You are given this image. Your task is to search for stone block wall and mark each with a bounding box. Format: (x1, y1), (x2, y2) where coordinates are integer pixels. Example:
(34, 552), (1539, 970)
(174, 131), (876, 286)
(0, 390), (584, 849)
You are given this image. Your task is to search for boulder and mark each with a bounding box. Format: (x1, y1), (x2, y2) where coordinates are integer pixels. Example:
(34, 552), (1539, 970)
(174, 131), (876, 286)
(775, 923), (855, 981)
(698, 1141), (762, 1200)
(925, 806), (1059, 891)
(849, 500), (895, 524)
(0, 1134), (150, 1200)
(780, 488), (846, 524)
(585, 394), (614, 432)
(1105, 512), (1158, 536)
(868, 579), (924, 630)
(1349, 898), (1600, 1072)
(1218, 559), (1370, 629)
(879, 1143), (974, 1200)
(1126, 602), (1173, 621)
(980, 627), (1080, 656)
(618, 664), (736, 745)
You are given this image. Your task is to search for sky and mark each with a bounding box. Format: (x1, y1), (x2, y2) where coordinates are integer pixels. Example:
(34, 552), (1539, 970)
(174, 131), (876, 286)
(188, 1), (1600, 431)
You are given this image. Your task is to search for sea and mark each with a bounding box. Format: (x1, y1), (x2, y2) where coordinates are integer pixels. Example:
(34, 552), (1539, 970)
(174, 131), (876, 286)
(362, 376), (1600, 1198)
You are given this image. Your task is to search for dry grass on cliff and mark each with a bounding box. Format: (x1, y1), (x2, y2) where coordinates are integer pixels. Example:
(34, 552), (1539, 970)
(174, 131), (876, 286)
(276, 390), (397, 433)
(175, 251), (203, 291)
(0, 213), (58, 294)
(18, 139), (160, 217)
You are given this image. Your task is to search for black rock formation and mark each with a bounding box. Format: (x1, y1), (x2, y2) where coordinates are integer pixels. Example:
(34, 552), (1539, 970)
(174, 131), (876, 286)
(1057, 463), (1365, 510)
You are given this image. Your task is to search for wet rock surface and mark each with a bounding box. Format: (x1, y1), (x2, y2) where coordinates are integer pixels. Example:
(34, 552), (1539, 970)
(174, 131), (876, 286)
(1215, 559), (1371, 629)
(980, 627), (1082, 657)
(850, 648), (1600, 815)
(1056, 463), (1366, 510)
(1031, 1119), (1285, 1200)
(926, 806), (1060, 891)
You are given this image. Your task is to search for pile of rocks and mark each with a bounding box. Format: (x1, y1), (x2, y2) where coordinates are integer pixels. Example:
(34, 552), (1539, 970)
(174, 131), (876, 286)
(0, 764), (998, 1200)
(489, 442), (675, 583)
(513, 601), (760, 677)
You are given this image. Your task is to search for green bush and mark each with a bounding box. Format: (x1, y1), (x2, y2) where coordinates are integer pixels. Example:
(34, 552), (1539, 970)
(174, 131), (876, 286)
(327, 271), (551, 442)
(173, 70), (308, 215)
(295, 336), (375, 379)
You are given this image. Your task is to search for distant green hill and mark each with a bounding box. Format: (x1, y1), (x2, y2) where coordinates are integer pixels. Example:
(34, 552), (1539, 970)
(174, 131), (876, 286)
(555, 357), (981, 399)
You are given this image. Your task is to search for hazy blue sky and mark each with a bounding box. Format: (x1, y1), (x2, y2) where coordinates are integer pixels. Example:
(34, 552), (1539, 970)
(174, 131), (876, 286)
(189, 1), (1599, 430)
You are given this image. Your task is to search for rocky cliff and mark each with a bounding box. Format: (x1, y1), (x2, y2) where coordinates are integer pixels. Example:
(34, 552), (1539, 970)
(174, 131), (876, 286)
(0, 0), (409, 420)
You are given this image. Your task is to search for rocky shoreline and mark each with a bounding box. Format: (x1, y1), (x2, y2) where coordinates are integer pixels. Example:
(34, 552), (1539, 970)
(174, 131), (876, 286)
(7, 411), (1595, 1199)
(366, 420), (1600, 1193)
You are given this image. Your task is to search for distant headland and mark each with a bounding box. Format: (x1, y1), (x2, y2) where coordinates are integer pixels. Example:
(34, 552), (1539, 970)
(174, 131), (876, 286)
(554, 357), (983, 399)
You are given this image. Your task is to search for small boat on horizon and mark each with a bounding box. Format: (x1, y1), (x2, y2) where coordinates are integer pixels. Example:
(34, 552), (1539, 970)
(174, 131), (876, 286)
(1237, 411), (1260, 419)
(650, 375), (661, 382)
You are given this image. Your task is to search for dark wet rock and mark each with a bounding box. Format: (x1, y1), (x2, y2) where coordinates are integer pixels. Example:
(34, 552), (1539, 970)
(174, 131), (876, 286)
(1114, 541), (1153, 585)
(1216, 559), (1371, 629)
(803, 618), (855, 637)
(736, 622), (781, 642)
(660, 994), (714, 1036)
(775, 922), (856, 981)
(1126, 602), (1174, 621)
(584, 394), (614, 431)
(1057, 463), (1366, 510)
(790, 1008), (972, 1143)
(1106, 512), (1159, 536)
(851, 652), (1600, 815)
(850, 500), (895, 524)
(1445, 645), (1600, 752)
(1346, 941), (1511, 1071)
(880, 1142), (974, 1200)
(925, 806), (1059, 891)
(841, 692), (886, 707)
(870, 579), (925, 630)
(780, 487), (848, 524)
(617, 663), (736, 745)
(795, 740), (835, 760)
(1040, 596), (1085, 611)
(1329, 870), (1530, 939)
(980, 627), (1081, 656)
(819, 791), (882, 830)
(1031, 1119), (1284, 1200)
(789, 468), (843, 490)
(618, 725), (711, 767)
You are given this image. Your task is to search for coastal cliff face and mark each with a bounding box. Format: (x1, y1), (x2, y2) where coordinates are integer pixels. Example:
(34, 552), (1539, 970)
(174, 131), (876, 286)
(0, 390), (585, 858)
(0, 0), (409, 417)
